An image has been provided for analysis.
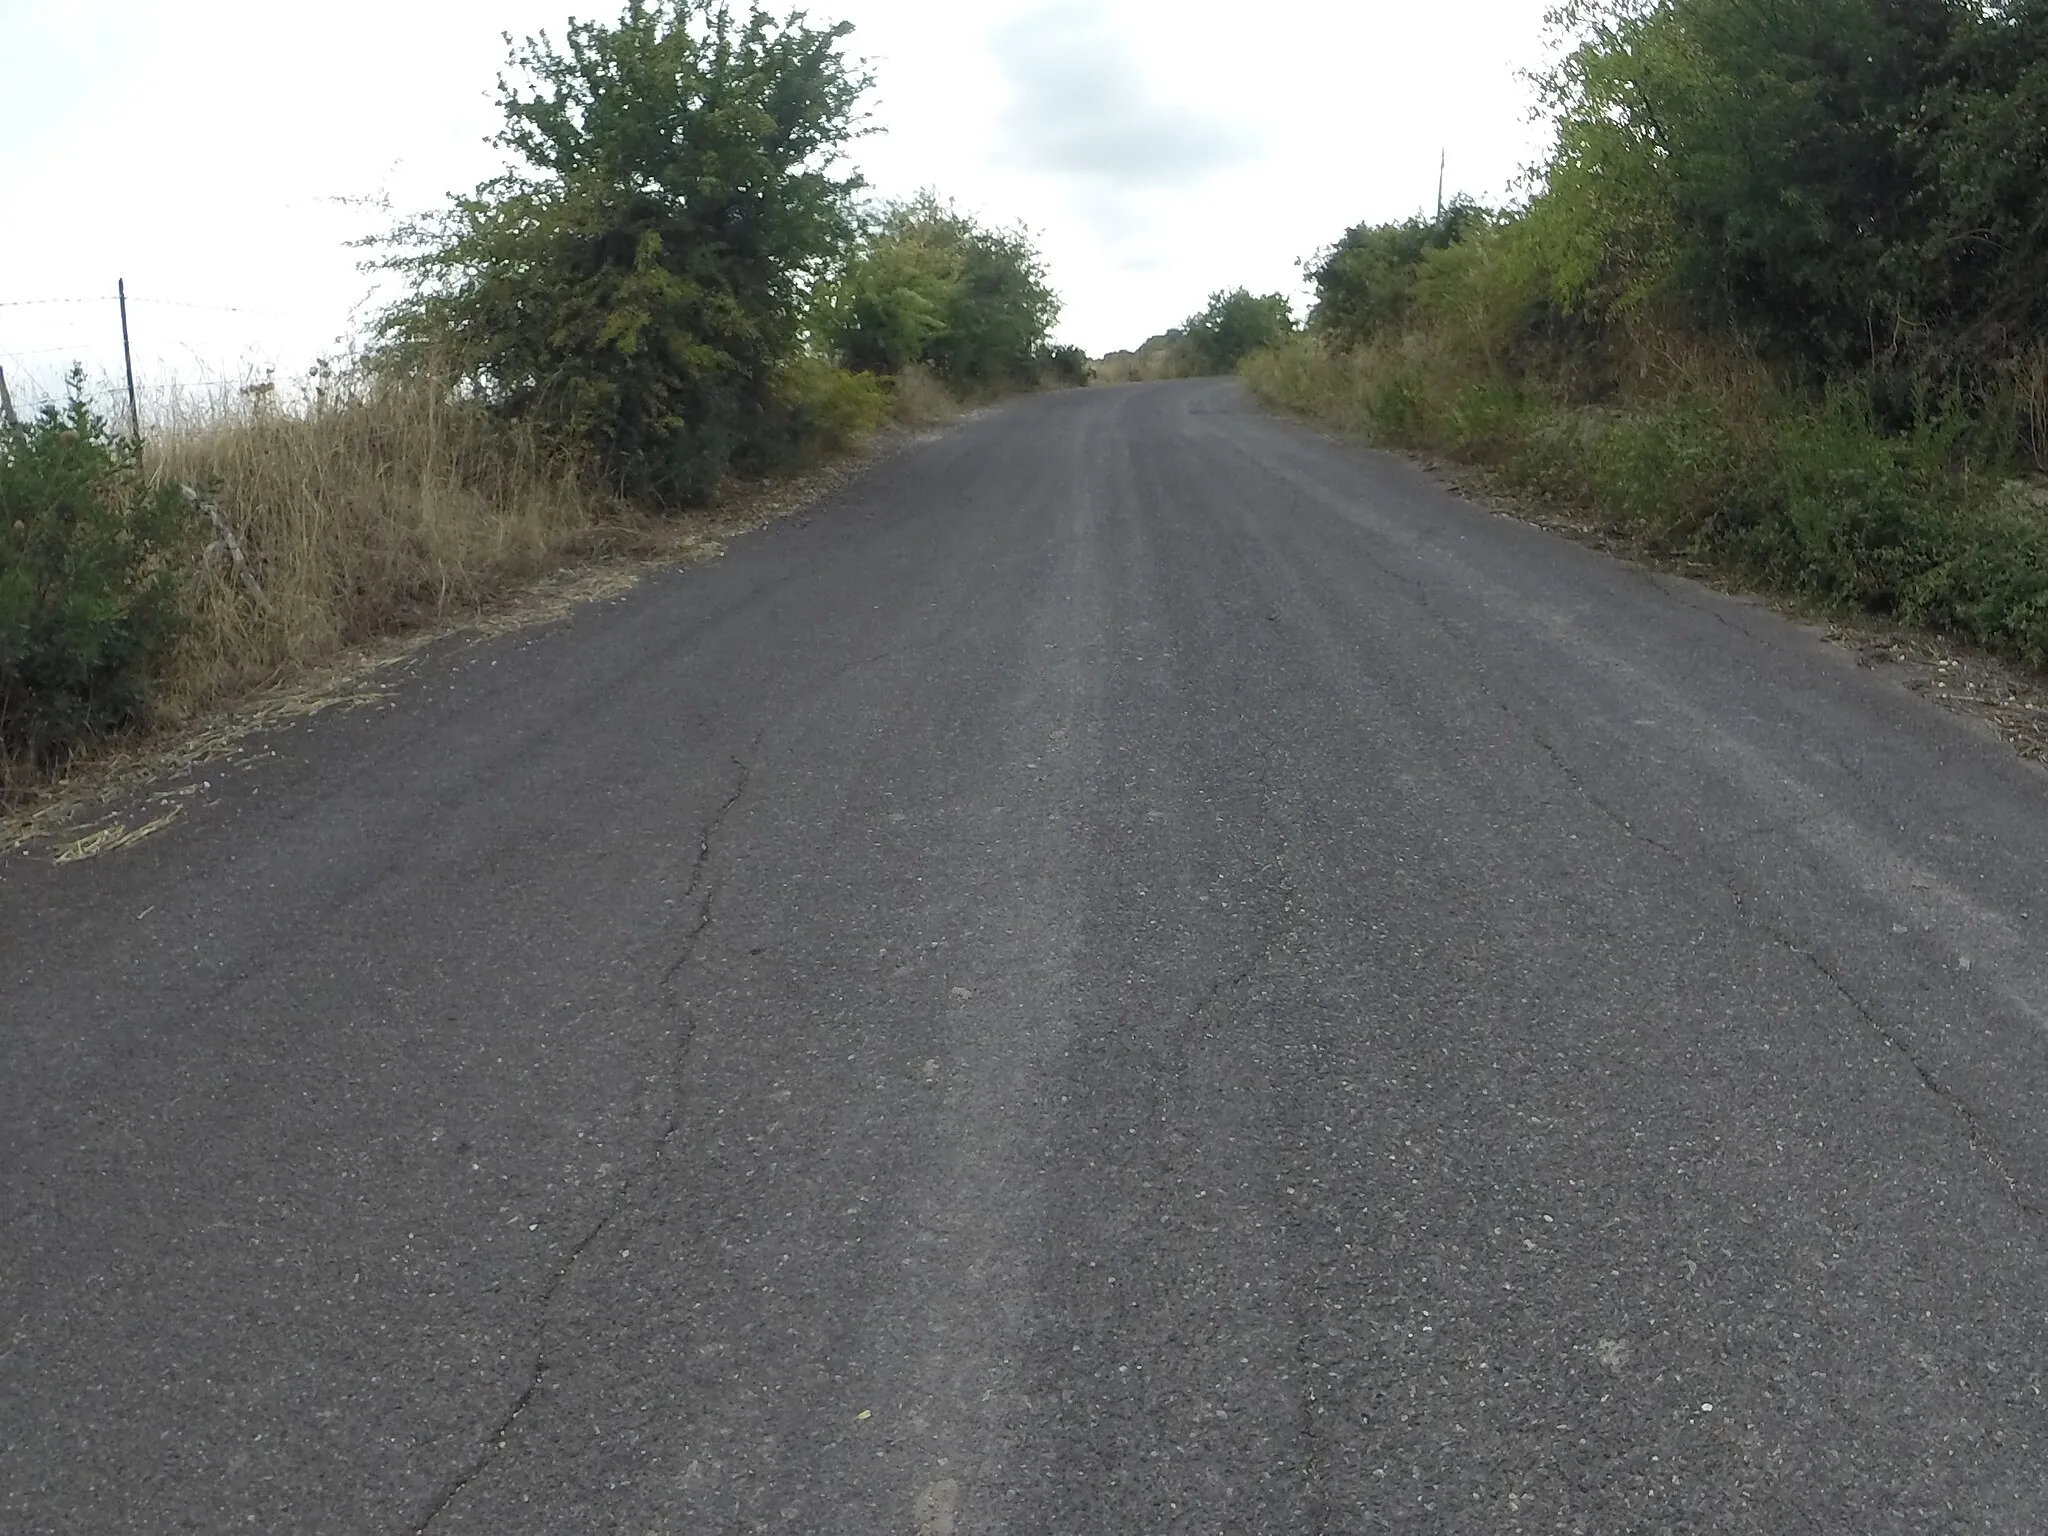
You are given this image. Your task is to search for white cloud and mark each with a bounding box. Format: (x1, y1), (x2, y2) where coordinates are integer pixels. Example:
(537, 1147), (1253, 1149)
(992, 4), (1258, 193)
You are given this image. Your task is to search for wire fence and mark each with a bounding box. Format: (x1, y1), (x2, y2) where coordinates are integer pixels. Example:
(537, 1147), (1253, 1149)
(1, 283), (350, 435)
(0, 295), (295, 317)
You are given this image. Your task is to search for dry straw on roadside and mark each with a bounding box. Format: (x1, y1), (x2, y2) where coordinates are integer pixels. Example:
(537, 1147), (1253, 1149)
(144, 370), (636, 723)
(1, 367), (920, 852)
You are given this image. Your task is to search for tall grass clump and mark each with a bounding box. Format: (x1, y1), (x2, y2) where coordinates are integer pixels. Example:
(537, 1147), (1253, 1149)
(147, 369), (629, 714)
(1, 342), (916, 797)
(884, 361), (964, 425)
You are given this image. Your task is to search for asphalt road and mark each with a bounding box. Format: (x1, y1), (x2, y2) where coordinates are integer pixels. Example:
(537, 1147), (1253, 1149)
(8, 378), (2048, 1533)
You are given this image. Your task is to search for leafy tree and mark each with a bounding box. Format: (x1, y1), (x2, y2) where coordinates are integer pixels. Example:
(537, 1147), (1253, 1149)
(823, 194), (1060, 388)
(1530, 0), (2048, 410)
(373, 0), (870, 504)
(823, 211), (958, 376)
(1540, 0), (1948, 346)
(0, 373), (194, 765)
(1182, 288), (1296, 373)
(1310, 201), (1488, 343)
(929, 218), (1060, 388)
(1911, 2), (2048, 388)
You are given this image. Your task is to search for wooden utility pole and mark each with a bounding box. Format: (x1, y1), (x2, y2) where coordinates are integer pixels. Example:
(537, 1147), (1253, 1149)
(119, 278), (141, 446)
(0, 364), (19, 435)
(1437, 150), (1446, 221)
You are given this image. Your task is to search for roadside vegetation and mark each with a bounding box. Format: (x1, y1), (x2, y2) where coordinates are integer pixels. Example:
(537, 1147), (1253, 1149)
(2, 0), (1072, 799)
(821, 192), (1086, 393)
(1244, 0), (2048, 664)
(1094, 288), (1294, 383)
(1091, 331), (1195, 385)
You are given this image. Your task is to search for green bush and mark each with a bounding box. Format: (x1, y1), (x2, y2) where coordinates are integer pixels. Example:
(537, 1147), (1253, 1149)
(0, 380), (194, 765)
(1311, 201), (1488, 345)
(822, 194), (1060, 390)
(1184, 289), (1295, 374)
(1038, 345), (1089, 388)
(823, 217), (958, 377)
(372, 1), (869, 505)
(1368, 365), (1429, 442)
(1439, 379), (1536, 462)
(769, 357), (892, 457)
(1575, 400), (1746, 538)
(1246, 335), (2048, 663)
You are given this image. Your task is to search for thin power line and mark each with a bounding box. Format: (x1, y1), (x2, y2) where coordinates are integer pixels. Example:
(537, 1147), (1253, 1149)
(2, 295), (294, 317)
(0, 343), (114, 359)
(130, 297), (295, 318)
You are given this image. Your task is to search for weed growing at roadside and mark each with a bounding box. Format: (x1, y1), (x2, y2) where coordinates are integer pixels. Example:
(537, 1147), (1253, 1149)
(0, 374), (194, 770)
(1245, 339), (2048, 664)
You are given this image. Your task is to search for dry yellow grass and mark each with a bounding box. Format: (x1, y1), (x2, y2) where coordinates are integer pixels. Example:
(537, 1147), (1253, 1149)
(146, 373), (634, 721)
(1, 370), (930, 853)
(2001, 341), (2048, 472)
(885, 362), (967, 425)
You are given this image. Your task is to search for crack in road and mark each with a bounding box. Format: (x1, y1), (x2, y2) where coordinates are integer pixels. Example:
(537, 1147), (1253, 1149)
(1523, 705), (2048, 1231)
(1523, 724), (1690, 864)
(412, 751), (756, 1534)
(1525, 707), (2048, 1233)
(1773, 932), (2048, 1226)
(1431, 586), (2048, 1244)
(1633, 567), (1771, 645)
(663, 757), (754, 986)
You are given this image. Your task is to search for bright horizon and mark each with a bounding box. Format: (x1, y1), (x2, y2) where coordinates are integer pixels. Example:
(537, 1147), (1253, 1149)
(1, 0), (1554, 408)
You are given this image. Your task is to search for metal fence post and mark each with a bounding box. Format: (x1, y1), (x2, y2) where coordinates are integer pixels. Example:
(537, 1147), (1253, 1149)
(119, 279), (142, 447)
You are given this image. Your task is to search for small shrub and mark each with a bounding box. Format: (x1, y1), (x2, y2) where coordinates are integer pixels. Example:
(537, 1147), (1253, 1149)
(1580, 399), (1746, 538)
(1441, 380), (1533, 461)
(1367, 365), (1429, 444)
(1038, 345), (1089, 388)
(0, 378), (195, 766)
(770, 357), (892, 457)
(887, 362), (960, 425)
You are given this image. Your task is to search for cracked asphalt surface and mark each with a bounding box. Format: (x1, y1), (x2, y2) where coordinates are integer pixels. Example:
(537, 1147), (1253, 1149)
(8, 378), (2048, 1532)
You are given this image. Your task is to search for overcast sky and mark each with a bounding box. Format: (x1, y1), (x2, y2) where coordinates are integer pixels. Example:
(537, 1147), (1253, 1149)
(0, 0), (1554, 405)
